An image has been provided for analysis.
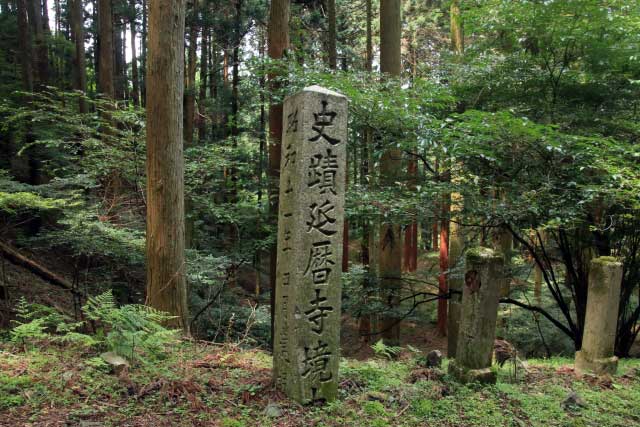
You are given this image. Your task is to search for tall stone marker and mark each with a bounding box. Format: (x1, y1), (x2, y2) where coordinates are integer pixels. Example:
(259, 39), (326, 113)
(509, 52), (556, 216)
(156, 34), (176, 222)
(449, 247), (504, 384)
(273, 86), (348, 404)
(575, 257), (623, 375)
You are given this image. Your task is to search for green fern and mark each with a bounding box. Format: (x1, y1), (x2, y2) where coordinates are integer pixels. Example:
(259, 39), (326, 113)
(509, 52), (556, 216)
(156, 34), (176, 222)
(14, 297), (33, 321)
(82, 290), (117, 322)
(10, 298), (54, 346)
(10, 291), (178, 363)
(371, 339), (403, 360)
(81, 291), (179, 362)
(10, 318), (48, 345)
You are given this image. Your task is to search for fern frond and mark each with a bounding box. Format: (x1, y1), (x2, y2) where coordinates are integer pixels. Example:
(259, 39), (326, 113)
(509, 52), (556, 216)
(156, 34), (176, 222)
(82, 290), (116, 321)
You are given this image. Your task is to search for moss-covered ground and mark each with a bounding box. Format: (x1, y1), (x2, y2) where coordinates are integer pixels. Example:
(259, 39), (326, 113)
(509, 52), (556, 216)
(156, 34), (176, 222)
(1, 341), (639, 426)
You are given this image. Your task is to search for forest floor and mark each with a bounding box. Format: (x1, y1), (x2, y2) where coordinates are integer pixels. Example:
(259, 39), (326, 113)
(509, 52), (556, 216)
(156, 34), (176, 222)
(1, 339), (640, 427)
(1, 248), (640, 426)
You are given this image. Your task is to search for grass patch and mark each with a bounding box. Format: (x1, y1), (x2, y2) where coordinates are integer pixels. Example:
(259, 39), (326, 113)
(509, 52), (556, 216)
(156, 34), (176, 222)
(0, 341), (639, 426)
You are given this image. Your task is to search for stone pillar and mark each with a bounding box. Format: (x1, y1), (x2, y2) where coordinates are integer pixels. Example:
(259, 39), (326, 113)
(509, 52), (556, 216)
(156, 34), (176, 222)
(575, 257), (623, 375)
(273, 86), (348, 404)
(449, 247), (503, 384)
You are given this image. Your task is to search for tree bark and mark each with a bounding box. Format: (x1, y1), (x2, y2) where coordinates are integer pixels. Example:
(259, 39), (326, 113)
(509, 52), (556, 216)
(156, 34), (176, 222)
(27, 0), (49, 88)
(17, 0), (34, 91)
(220, 48), (230, 137)
(358, 0), (374, 341)
(267, 0), (290, 349)
(98, 0), (115, 98)
(54, 0), (61, 34)
(379, 0), (402, 346)
(70, 0), (88, 113)
(145, 0), (188, 333)
(403, 160), (418, 272)
(447, 189), (464, 357)
(327, 0), (337, 70)
(41, 0), (50, 33)
(450, 0), (464, 54)
(210, 43), (219, 138)
(359, 109), (373, 342)
(92, 0), (99, 92)
(197, 25), (209, 142)
(437, 192), (450, 336)
(184, 21), (198, 146)
(229, 0), (242, 217)
(140, 0), (147, 105)
(129, 1), (140, 107)
(231, 0), (241, 139)
(114, 17), (127, 100)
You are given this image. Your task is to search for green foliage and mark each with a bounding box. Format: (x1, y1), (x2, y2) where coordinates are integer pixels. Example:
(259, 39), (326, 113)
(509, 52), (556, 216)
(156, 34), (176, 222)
(8, 292), (178, 363)
(0, 373), (30, 410)
(9, 297), (72, 346)
(362, 401), (387, 416)
(371, 339), (403, 360)
(2, 341), (640, 425)
(0, 190), (65, 215)
(9, 317), (48, 346)
(82, 291), (179, 362)
(498, 290), (575, 358)
(220, 418), (245, 427)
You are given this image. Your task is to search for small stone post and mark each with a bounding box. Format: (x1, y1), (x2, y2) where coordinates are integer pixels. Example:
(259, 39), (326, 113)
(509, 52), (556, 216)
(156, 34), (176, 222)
(575, 257), (623, 375)
(273, 86), (348, 404)
(449, 247), (503, 384)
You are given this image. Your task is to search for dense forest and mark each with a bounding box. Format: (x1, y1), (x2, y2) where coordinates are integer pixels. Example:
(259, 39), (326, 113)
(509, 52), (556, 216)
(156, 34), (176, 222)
(1, 0), (640, 425)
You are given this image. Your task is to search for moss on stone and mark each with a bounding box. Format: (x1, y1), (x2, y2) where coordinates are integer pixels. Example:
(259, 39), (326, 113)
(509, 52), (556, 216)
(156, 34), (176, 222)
(591, 256), (622, 267)
(466, 247), (502, 264)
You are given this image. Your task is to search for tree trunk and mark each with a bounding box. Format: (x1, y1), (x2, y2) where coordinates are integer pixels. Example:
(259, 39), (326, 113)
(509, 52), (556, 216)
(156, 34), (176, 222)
(358, 0), (373, 341)
(437, 192), (450, 336)
(450, 0), (464, 54)
(338, 23), (347, 272)
(54, 0), (61, 34)
(114, 17), (126, 99)
(230, 1), (241, 192)
(41, 0), (50, 33)
(145, 0), (188, 333)
(231, 0), (241, 139)
(70, 0), (88, 113)
(93, 0), (99, 93)
(197, 25), (209, 142)
(267, 0), (290, 349)
(184, 21), (198, 146)
(140, 0), (147, 105)
(447, 190), (464, 357)
(41, 0), (52, 82)
(210, 43), (219, 138)
(403, 160), (418, 272)
(129, 3), (140, 107)
(27, 0), (49, 87)
(221, 48), (230, 137)
(379, 0), (402, 346)
(327, 0), (337, 70)
(256, 24), (266, 297)
(98, 0), (115, 98)
(17, 0), (34, 91)
(432, 161), (440, 252)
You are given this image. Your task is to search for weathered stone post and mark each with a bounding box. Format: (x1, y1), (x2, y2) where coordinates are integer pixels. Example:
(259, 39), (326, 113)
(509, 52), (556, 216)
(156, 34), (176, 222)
(273, 86), (348, 404)
(575, 257), (623, 375)
(449, 247), (503, 384)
